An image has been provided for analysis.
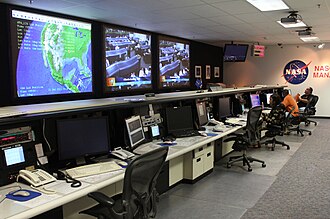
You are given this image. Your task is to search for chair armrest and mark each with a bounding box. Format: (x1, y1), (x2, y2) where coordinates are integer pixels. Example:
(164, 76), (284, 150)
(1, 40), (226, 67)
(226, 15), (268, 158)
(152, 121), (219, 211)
(88, 192), (115, 207)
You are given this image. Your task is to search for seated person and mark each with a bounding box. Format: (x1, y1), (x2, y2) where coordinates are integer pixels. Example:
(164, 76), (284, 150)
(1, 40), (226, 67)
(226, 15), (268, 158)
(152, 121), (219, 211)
(295, 87), (314, 110)
(282, 89), (299, 117)
(263, 94), (286, 126)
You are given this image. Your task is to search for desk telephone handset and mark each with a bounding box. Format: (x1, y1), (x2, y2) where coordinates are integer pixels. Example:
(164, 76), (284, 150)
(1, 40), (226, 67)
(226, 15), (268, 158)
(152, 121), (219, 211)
(213, 122), (226, 132)
(18, 169), (56, 187)
(111, 147), (135, 160)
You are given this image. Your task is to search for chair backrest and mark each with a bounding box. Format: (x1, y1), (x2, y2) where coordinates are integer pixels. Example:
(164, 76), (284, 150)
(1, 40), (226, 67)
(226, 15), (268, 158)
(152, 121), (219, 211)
(246, 106), (262, 144)
(304, 95), (319, 115)
(122, 147), (168, 219)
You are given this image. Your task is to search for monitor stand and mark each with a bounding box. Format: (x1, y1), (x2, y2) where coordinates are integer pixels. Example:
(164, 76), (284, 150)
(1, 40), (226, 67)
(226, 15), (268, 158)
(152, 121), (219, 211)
(75, 157), (88, 167)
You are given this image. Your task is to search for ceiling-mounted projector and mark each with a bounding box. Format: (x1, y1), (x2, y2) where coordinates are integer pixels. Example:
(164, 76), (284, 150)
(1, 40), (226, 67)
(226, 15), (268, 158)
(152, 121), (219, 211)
(296, 27), (314, 36)
(281, 11), (302, 24)
(298, 30), (312, 36)
(281, 17), (298, 23)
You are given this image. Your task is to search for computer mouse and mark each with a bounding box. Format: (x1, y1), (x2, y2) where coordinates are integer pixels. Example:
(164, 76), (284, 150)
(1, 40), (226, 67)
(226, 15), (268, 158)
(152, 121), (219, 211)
(12, 190), (30, 197)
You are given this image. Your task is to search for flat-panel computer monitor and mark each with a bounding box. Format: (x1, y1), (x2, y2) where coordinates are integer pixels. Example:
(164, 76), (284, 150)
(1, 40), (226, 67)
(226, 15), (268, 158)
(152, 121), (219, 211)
(104, 26), (152, 92)
(266, 93), (273, 105)
(3, 145), (25, 166)
(125, 116), (145, 150)
(57, 117), (110, 165)
(159, 37), (190, 89)
(165, 106), (194, 134)
(250, 94), (261, 107)
(10, 9), (93, 98)
(218, 97), (231, 120)
(196, 101), (208, 126)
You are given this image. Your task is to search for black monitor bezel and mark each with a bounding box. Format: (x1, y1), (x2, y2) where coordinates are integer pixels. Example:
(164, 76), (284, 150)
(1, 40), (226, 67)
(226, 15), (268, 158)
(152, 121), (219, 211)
(158, 35), (191, 90)
(56, 116), (111, 162)
(223, 44), (249, 62)
(196, 100), (208, 126)
(7, 5), (96, 105)
(165, 105), (194, 134)
(102, 24), (154, 95)
(218, 96), (232, 119)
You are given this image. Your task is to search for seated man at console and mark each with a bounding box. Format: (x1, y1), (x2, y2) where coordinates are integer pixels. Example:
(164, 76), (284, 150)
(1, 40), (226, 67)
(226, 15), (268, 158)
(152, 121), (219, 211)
(282, 89), (299, 117)
(295, 87), (314, 111)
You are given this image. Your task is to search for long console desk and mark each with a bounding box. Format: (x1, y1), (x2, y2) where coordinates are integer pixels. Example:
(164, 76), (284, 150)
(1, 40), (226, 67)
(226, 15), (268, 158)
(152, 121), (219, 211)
(0, 120), (245, 219)
(0, 85), (284, 125)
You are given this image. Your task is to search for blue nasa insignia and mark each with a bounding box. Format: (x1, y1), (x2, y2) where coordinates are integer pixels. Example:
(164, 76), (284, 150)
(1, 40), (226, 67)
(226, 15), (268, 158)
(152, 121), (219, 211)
(283, 60), (310, 84)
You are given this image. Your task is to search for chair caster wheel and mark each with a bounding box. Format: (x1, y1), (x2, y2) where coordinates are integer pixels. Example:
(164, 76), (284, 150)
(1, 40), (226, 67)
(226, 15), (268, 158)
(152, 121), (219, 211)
(227, 164), (231, 168)
(287, 146), (290, 150)
(309, 133), (312, 135)
(248, 168), (252, 172)
(271, 147), (274, 151)
(262, 163), (266, 168)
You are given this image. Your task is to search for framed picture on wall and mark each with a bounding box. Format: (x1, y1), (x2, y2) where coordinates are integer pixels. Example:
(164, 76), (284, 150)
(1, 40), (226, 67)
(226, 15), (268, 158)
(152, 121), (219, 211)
(214, 67), (220, 78)
(206, 65), (211, 79)
(195, 66), (202, 78)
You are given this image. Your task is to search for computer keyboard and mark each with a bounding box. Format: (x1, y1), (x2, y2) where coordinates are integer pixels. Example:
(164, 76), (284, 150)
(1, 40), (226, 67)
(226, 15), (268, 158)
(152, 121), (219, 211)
(65, 161), (123, 178)
(172, 130), (200, 138)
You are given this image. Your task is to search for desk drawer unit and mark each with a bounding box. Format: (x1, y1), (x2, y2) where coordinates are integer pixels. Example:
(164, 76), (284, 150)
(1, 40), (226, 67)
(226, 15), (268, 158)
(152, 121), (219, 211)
(169, 156), (184, 186)
(203, 142), (214, 172)
(183, 142), (214, 180)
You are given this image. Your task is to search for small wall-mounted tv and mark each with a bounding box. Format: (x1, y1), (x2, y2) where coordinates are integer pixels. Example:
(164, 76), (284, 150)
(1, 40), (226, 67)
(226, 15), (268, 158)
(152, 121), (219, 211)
(104, 26), (152, 92)
(223, 44), (249, 62)
(10, 9), (93, 98)
(158, 37), (190, 89)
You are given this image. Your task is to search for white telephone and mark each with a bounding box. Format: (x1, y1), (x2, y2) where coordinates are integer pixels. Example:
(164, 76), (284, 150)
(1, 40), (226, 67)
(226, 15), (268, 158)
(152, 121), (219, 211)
(18, 169), (56, 187)
(213, 122), (226, 132)
(111, 147), (135, 160)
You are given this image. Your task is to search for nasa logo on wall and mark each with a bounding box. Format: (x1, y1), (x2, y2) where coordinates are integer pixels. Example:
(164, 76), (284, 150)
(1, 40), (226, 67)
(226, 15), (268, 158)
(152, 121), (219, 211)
(283, 60), (311, 84)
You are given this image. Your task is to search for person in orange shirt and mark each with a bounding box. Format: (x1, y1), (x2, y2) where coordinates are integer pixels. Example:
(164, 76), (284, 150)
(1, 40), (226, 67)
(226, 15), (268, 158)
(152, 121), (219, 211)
(282, 89), (299, 117)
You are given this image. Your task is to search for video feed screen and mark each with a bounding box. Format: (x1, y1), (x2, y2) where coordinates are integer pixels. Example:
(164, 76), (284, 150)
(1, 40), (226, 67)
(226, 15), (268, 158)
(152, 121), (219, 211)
(159, 38), (190, 88)
(223, 44), (248, 62)
(104, 27), (152, 91)
(10, 9), (93, 97)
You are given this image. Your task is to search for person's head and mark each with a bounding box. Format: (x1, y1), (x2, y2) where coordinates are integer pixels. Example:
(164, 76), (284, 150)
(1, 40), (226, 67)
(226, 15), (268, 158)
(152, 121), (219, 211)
(282, 89), (289, 97)
(304, 87), (313, 95)
(270, 94), (282, 108)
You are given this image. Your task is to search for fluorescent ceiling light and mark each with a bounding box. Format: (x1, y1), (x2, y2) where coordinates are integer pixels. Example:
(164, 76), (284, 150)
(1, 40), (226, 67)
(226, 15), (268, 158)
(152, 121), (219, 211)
(277, 20), (306, 28)
(300, 36), (320, 42)
(246, 0), (289, 11)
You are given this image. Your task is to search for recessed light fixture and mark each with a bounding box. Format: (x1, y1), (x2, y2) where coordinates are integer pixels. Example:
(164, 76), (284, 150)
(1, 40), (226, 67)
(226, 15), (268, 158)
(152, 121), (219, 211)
(246, 0), (289, 11)
(300, 36), (320, 42)
(276, 20), (306, 28)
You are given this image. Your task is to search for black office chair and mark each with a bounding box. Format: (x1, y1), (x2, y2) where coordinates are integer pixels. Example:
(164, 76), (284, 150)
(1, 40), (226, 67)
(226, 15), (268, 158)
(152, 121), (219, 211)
(225, 106), (266, 172)
(259, 106), (290, 151)
(288, 112), (312, 137)
(302, 95), (319, 126)
(80, 147), (168, 219)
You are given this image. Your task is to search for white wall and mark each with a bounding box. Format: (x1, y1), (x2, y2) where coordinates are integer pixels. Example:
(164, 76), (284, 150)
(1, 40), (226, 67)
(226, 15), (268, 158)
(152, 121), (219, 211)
(224, 43), (330, 117)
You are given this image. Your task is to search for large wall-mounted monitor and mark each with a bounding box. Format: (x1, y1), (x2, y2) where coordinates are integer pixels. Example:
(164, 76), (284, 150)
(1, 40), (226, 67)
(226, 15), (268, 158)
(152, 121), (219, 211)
(9, 9), (93, 98)
(223, 44), (249, 62)
(104, 26), (152, 92)
(158, 37), (190, 89)
(56, 117), (110, 165)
